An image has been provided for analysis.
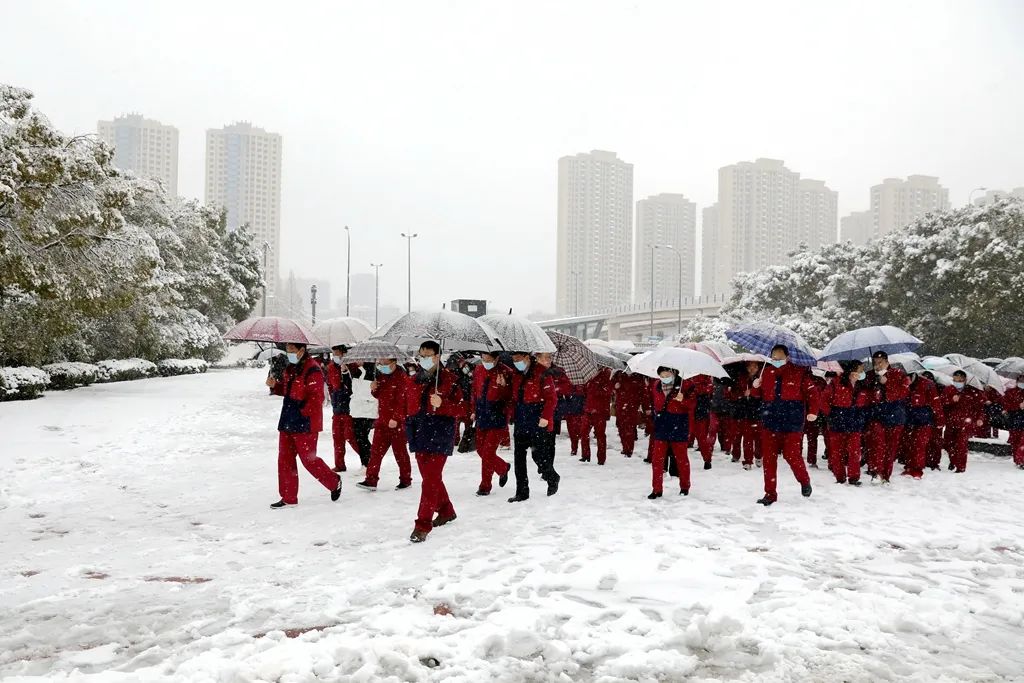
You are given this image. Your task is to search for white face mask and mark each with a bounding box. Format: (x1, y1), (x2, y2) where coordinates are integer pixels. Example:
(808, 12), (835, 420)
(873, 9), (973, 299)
(482, 361), (496, 371)
(332, 355), (344, 365)
(1018, 381), (1024, 390)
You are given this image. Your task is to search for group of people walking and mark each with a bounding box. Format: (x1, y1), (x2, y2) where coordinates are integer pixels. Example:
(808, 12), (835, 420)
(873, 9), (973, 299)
(265, 339), (1024, 542)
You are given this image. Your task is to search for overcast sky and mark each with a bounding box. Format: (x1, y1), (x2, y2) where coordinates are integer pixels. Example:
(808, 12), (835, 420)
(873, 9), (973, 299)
(3, 0), (1022, 315)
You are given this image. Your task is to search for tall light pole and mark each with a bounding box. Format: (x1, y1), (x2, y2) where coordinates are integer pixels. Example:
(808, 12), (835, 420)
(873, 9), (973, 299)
(649, 245), (656, 338)
(968, 187), (987, 207)
(261, 241), (271, 316)
(310, 284), (318, 325)
(658, 245), (684, 335)
(370, 262), (383, 329)
(344, 226), (351, 316)
(400, 232), (418, 313)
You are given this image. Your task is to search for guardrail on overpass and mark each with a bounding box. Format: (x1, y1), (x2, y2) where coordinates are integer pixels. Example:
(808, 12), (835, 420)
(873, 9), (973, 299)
(537, 294), (727, 341)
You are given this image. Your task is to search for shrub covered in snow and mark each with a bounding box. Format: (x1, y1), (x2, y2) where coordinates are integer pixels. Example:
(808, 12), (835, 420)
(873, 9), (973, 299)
(95, 359), (159, 383)
(42, 362), (100, 390)
(0, 366), (51, 401)
(157, 358), (210, 377)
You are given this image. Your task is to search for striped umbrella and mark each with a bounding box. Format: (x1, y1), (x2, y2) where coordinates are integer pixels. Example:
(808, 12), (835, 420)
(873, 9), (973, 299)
(223, 316), (322, 345)
(546, 331), (600, 386)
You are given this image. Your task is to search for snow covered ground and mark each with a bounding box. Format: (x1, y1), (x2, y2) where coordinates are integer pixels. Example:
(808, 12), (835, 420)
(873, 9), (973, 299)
(2, 368), (1023, 682)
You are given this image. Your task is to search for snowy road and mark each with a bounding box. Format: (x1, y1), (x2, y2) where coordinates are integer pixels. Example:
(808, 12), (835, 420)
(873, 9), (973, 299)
(2, 369), (1023, 682)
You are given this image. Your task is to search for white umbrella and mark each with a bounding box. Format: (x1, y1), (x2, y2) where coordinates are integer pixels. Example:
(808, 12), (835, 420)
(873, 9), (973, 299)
(995, 357), (1024, 379)
(628, 347), (728, 380)
(819, 325), (923, 361)
(312, 317), (374, 347)
(944, 354), (1006, 394)
(372, 310), (502, 352)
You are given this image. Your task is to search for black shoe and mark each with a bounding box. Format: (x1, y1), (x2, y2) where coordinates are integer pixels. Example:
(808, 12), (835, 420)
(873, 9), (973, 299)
(332, 466), (346, 473)
(731, 456), (740, 463)
(475, 489), (490, 496)
(757, 496), (776, 506)
(356, 481), (377, 490)
(410, 530), (428, 543)
(499, 472), (509, 488)
(703, 461), (712, 470)
(848, 479), (862, 487)
(643, 457), (652, 464)
(432, 513), (457, 528)
(269, 499), (295, 509)
(579, 457), (589, 463)
(396, 482), (412, 490)
(331, 480), (342, 502)
(508, 493), (529, 503)
(836, 478), (846, 484)
(647, 491), (662, 500)
(948, 462), (955, 471)
(547, 479), (559, 496)
(680, 488), (689, 496)
(801, 483), (812, 497)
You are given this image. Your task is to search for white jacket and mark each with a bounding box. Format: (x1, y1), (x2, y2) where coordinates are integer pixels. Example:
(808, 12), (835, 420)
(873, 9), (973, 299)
(350, 377), (379, 419)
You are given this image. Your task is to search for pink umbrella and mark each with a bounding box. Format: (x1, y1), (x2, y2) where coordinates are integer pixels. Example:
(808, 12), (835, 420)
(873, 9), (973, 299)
(223, 316), (323, 345)
(680, 341), (734, 363)
(816, 359), (843, 373)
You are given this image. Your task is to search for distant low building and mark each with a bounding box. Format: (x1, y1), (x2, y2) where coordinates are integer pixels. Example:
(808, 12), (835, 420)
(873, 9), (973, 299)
(451, 299), (487, 318)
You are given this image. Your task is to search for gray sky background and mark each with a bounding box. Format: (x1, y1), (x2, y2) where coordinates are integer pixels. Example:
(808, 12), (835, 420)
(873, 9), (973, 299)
(2, 0), (1023, 316)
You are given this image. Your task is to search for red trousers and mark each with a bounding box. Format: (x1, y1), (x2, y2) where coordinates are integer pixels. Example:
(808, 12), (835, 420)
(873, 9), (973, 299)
(331, 414), (360, 470)
(278, 432), (339, 505)
(414, 453), (455, 534)
(650, 440), (690, 494)
(366, 424), (412, 486)
(804, 421), (822, 465)
(903, 425), (932, 477)
(731, 419), (760, 465)
(926, 430), (943, 469)
(826, 431), (862, 483)
(1010, 430), (1024, 466)
(868, 423), (904, 481)
(476, 428), (510, 492)
(943, 425), (972, 472)
(616, 412), (639, 455)
(566, 415), (584, 455)
(715, 414), (733, 454)
(582, 416), (608, 464)
(761, 431), (810, 498)
(692, 418), (714, 463)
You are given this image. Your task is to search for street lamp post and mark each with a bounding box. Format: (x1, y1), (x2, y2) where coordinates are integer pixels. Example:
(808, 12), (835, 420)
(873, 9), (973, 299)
(344, 226), (351, 317)
(968, 187), (987, 207)
(649, 245), (655, 338)
(400, 232), (418, 313)
(261, 241), (270, 316)
(659, 245), (684, 335)
(310, 284), (318, 325)
(370, 262), (383, 329)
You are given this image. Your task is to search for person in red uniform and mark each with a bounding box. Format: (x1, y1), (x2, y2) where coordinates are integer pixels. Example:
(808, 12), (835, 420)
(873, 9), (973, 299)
(325, 344), (362, 472)
(941, 370), (985, 473)
(648, 366), (694, 498)
(682, 373), (716, 470)
(901, 371), (945, 478)
(728, 361), (763, 470)
(266, 343), (342, 508)
(1002, 378), (1024, 469)
(471, 350), (512, 496)
(751, 345), (819, 505)
(864, 351), (911, 483)
(508, 351), (559, 502)
(804, 374), (829, 468)
(614, 370), (645, 457)
(818, 361), (870, 485)
(406, 341), (467, 543)
(358, 355), (412, 491)
(581, 367), (613, 464)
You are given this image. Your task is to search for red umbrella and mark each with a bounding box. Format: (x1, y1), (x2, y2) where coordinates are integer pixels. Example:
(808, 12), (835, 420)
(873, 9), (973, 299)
(223, 317), (323, 345)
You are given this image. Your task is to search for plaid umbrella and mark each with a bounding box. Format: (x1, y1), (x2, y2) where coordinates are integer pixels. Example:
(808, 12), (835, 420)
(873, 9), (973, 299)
(546, 331), (600, 386)
(223, 316), (322, 345)
(343, 341), (407, 364)
(726, 322), (817, 367)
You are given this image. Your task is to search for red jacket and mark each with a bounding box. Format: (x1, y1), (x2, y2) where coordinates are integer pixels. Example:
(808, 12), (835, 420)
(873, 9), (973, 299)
(371, 369), (409, 426)
(271, 354), (325, 433)
(753, 363), (819, 411)
(613, 373), (646, 413)
(818, 376), (870, 415)
(405, 368), (466, 420)
(650, 381), (694, 414)
(942, 385), (984, 427)
(1002, 386), (1024, 414)
(907, 376), (946, 427)
(865, 367), (911, 404)
(512, 361), (557, 431)
(549, 366), (574, 399)
(472, 363), (513, 404)
(584, 368), (613, 420)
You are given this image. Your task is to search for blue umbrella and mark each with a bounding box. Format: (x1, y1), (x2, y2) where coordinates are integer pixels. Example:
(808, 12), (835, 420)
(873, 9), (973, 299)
(725, 322), (818, 367)
(819, 325), (923, 362)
